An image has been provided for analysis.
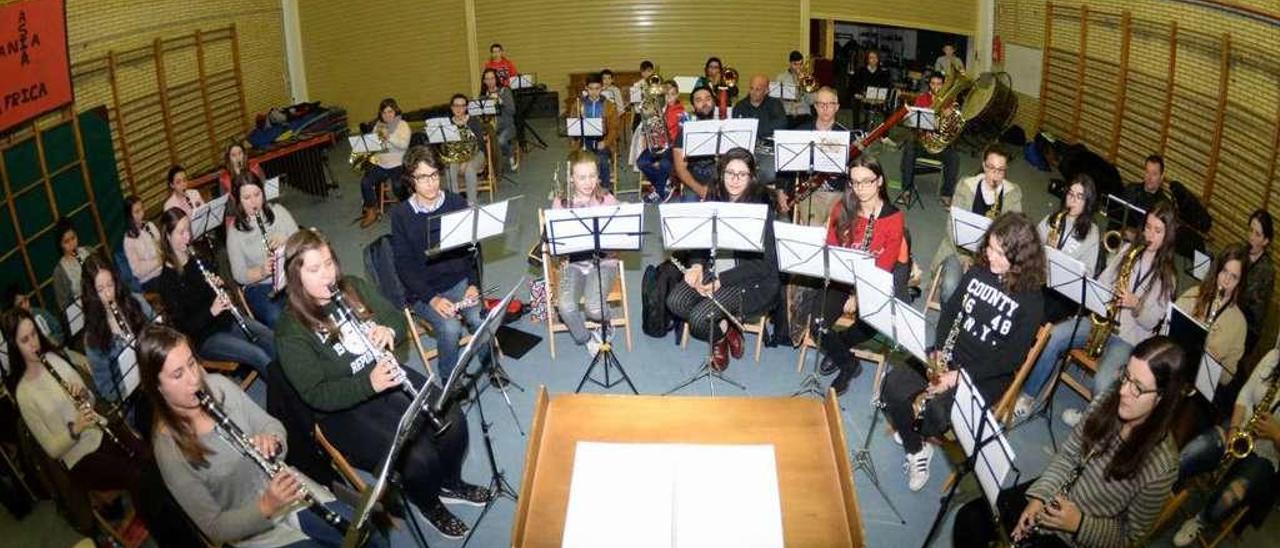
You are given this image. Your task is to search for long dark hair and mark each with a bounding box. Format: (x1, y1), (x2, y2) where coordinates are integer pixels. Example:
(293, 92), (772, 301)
(1058, 173), (1098, 241)
(480, 67), (500, 95)
(708, 147), (767, 204)
(976, 212), (1047, 294)
(80, 254), (147, 352)
(231, 171), (275, 232)
(1192, 244), (1248, 321)
(223, 141), (248, 176)
(1, 308), (65, 393)
(836, 156), (890, 240)
(166, 165), (186, 190)
(1143, 200), (1179, 301)
(1080, 336), (1190, 481)
(159, 207), (191, 269)
(137, 324), (213, 467)
(282, 228), (373, 337)
(124, 195), (146, 239)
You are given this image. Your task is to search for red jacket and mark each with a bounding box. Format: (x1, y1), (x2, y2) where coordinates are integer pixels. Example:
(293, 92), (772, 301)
(826, 201), (905, 273)
(485, 59), (519, 87)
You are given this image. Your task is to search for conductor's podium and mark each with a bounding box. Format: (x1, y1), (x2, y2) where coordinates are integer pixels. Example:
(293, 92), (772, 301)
(512, 388), (864, 547)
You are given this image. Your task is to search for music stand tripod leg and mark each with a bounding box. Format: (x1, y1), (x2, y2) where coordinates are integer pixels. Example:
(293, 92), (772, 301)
(850, 399), (907, 524)
(460, 377), (520, 548)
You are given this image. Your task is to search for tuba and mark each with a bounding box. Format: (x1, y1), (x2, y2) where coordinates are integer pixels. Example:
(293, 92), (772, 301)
(919, 67), (974, 154)
(439, 120), (478, 164)
(638, 73), (669, 153)
(1084, 243), (1144, 358)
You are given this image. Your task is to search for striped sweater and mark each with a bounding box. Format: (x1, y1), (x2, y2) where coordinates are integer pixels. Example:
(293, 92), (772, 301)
(1026, 407), (1178, 547)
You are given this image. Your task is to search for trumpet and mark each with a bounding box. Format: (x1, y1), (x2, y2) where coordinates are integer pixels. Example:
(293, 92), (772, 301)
(195, 390), (350, 535)
(41, 354), (129, 455)
(191, 253), (259, 343)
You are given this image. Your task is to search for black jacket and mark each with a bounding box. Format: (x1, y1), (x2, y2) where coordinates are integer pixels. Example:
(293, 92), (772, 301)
(935, 266), (1045, 403)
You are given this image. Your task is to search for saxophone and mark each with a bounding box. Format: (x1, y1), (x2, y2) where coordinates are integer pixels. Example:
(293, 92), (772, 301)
(1084, 244), (1144, 358)
(41, 354), (128, 454)
(914, 303), (965, 432)
(986, 184), (1004, 220)
(195, 390), (350, 535)
(1046, 209), (1069, 249)
(1217, 372), (1280, 479)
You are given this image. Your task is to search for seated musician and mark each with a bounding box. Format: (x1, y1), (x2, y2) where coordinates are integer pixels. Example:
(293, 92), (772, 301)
(1022, 203), (1177, 427)
(441, 93), (489, 205)
(162, 164), (205, 216)
(551, 150), (620, 355)
(775, 86), (849, 214)
(1120, 155), (1171, 215)
(670, 85), (718, 202)
(391, 145), (490, 380)
(217, 142), (266, 229)
(80, 254), (154, 405)
(140, 325), (379, 548)
(695, 56), (737, 104)
(1172, 338), (1280, 546)
(226, 172), (300, 328)
(1033, 174), (1102, 327)
(954, 336), (1187, 547)
(358, 99), (411, 228)
(818, 156), (905, 395)
(155, 208), (276, 376)
(569, 73), (620, 190)
(480, 68), (517, 173)
(275, 227), (489, 539)
(1176, 245), (1248, 387)
(666, 147), (779, 371)
(484, 43), (518, 88)
(2, 284), (64, 347)
(775, 50), (814, 127)
(882, 212), (1045, 491)
(898, 73), (960, 207)
(930, 145), (1023, 304)
(850, 51), (893, 130)
(637, 80), (683, 203)
(733, 74), (787, 184)
(51, 217), (95, 313)
(122, 195), (165, 292)
(600, 68), (626, 112)
(934, 44), (965, 75)
(1241, 210), (1273, 355)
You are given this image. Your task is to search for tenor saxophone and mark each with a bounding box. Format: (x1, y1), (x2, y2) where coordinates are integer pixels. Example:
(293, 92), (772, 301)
(1084, 244), (1144, 358)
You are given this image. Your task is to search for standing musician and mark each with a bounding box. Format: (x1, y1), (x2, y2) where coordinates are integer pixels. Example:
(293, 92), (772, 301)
(275, 228), (490, 539)
(776, 86), (850, 215)
(122, 195), (165, 292)
(933, 44), (965, 75)
(226, 172), (299, 328)
(51, 217), (95, 313)
(1172, 336), (1280, 546)
(483, 43), (518, 88)
(849, 51), (893, 130)
(670, 85), (718, 201)
(358, 99), (411, 229)
(818, 156), (905, 395)
(733, 74), (787, 184)
(1023, 202), (1178, 427)
(551, 150), (620, 356)
(139, 325), (379, 548)
(80, 254), (154, 405)
(480, 68), (518, 173)
(392, 146), (490, 380)
(636, 79), (683, 203)
(954, 336), (1188, 548)
(882, 213), (1045, 491)
(163, 165), (206, 216)
(898, 73), (960, 207)
(568, 73), (620, 190)
(1173, 245), (1248, 387)
(775, 50), (814, 127)
(442, 93), (488, 205)
(695, 56), (737, 105)
(155, 207), (276, 377)
(3, 308), (149, 516)
(930, 145), (1023, 305)
(666, 148), (779, 371)
(1242, 210), (1273, 355)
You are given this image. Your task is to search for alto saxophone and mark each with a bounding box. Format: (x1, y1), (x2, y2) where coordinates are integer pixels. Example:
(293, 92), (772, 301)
(914, 304), (965, 432)
(40, 354), (129, 454)
(1084, 244), (1144, 358)
(1046, 210), (1068, 250)
(195, 390), (350, 535)
(1214, 372), (1280, 482)
(986, 184), (1004, 220)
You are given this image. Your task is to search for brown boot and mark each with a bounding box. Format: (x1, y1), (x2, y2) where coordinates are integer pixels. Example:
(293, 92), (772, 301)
(358, 207), (379, 228)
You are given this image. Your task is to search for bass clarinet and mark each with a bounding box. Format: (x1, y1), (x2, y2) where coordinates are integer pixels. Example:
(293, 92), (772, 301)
(196, 390), (350, 535)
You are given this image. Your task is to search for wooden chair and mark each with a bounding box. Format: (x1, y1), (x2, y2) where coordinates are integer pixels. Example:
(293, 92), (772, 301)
(678, 316), (768, 364)
(924, 261), (945, 312)
(1060, 348), (1100, 401)
(377, 182), (397, 217)
(795, 314), (855, 372)
(89, 489), (148, 547)
(539, 225), (632, 359)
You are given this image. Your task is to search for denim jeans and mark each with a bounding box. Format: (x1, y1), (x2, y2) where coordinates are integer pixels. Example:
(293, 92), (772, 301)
(412, 279), (489, 380)
(594, 147), (613, 190)
(360, 165), (403, 208)
(937, 254), (964, 306)
(243, 283), (284, 329)
(557, 261), (618, 344)
(637, 149), (673, 195)
(446, 152), (487, 204)
(87, 338), (130, 403)
(283, 500), (389, 548)
(1179, 428), (1276, 522)
(197, 320), (276, 375)
(1021, 319), (1131, 401)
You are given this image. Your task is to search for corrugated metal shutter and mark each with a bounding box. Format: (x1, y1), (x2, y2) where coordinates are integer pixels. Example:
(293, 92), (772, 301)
(810, 0), (979, 36)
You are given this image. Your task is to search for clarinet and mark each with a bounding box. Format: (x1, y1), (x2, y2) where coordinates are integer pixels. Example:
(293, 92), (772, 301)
(327, 285), (418, 399)
(107, 300), (135, 346)
(255, 213), (283, 297)
(858, 208), (877, 252)
(196, 390), (350, 535)
(191, 253), (258, 342)
(40, 354), (129, 455)
(1021, 439), (1107, 544)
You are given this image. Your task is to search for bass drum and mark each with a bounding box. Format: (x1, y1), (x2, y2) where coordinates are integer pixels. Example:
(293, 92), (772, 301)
(957, 72), (1018, 151)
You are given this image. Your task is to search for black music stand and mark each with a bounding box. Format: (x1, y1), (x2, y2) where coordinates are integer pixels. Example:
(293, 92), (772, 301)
(774, 128), (851, 220)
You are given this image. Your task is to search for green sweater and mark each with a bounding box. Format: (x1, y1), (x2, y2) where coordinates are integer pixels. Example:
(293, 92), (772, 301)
(275, 276), (410, 414)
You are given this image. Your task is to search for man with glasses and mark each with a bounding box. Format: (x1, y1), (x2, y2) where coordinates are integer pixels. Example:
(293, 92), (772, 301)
(899, 72), (961, 207)
(775, 86), (850, 215)
(929, 145), (1023, 305)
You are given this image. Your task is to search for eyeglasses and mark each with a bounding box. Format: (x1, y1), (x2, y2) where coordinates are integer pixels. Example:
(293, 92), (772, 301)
(724, 170), (751, 180)
(815, 101), (839, 108)
(983, 163), (1008, 173)
(1066, 191), (1086, 200)
(413, 171), (442, 182)
(852, 177), (879, 187)
(1120, 370), (1159, 397)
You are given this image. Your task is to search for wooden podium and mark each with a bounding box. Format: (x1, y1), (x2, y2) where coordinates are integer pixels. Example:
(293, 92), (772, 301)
(511, 388), (864, 547)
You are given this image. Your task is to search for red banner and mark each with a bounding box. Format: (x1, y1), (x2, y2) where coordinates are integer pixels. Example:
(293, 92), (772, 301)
(0, 0), (72, 133)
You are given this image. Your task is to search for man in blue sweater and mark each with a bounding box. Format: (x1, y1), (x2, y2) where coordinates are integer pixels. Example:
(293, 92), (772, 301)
(392, 145), (488, 379)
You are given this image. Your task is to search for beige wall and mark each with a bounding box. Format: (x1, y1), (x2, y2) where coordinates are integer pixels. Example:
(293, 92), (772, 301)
(811, 0), (981, 36)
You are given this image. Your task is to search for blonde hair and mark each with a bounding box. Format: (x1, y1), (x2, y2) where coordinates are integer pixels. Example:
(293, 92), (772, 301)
(564, 150), (606, 205)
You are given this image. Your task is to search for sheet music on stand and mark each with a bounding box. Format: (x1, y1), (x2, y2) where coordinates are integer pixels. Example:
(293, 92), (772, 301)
(851, 258), (896, 340)
(1083, 277), (1115, 317)
(681, 118), (759, 158)
(773, 130), (851, 174)
(432, 199), (514, 253)
(951, 370), (1018, 510)
(768, 81), (797, 100)
(892, 301), (929, 363)
(264, 175), (283, 201)
(673, 76), (700, 95)
(863, 87), (889, 103)
(659, 202), (768, 252)
(509, 73), (536, 90)
(949, 207), (993, 253)
(1103, 194), (1147, 231)
(0, 332), (8, 375)
(1189, 249), (1211, 281)
(424, 118), (462, 144)
(565, 117), (604, 138)
(629, 86), (645, 105)
(543, 203), (646, 255)
(903, 106), (938, 131)
(468, 97), (498, 116)
(347, 133), (386, 154)
(1045, 246), (1087, 301)
(189, 195), (229, 240)
(772, 222), (828, 280)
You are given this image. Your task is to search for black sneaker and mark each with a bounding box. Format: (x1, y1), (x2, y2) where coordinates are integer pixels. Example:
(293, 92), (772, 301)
(819, 357), (839, 376)
(489, 369), (511, 390)
(439, 482), (494, 507)
(422, 500), (469, 539)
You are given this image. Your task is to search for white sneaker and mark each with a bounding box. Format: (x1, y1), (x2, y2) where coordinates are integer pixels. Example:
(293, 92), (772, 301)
(1062, 408), (1084, 426)
(1173, 516), (1204, 547)
(1014, 395), (1035, 419)
(904, 444), (934, 492)
(586, 332), (602, 357)
(893, 432), (903, 445)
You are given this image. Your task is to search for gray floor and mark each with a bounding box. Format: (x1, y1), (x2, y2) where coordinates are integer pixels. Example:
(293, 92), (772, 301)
(2, 115), (1273, 547)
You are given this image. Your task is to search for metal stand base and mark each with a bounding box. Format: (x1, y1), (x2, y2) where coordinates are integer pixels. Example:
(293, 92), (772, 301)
(575, 341), (639, 395)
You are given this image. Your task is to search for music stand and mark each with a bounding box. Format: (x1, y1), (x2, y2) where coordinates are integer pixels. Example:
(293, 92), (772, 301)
(264, 175), (285, 201)
(903, 106), (938, 131)
(773, 130), (851, 175)
(189, 196), (228, 242)
(347, 133), (388, 155)
(509, 73), (536, 90)
(565, 116), (604, 151)
(768, 81), (797, 101)
(921, 370), (1020, 548)
(1103, 194), (1147, 234)
(1187, 249), (1211, 281)
(64, 297), (85, 339)
(682, 118), (759, 161)
(659, 201), (767, 395)
(543, 203), (646, 395)
(467, 98), (498, 117)
(948, 207), (992, 254)
(424, 118), (462, 145)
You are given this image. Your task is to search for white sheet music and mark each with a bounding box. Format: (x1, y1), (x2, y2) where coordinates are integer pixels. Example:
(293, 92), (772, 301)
(1191, 250), (1211, 281)
(566, 118), (605, 138)
(0, 331), (8, 375)
(828, 246), (873, 286)
(629, 86), (645, 104)
(264, 176), (281, 201)
(424, 118), (462, 144)
(853, 259), (895, 337)
(510, 73), (535, 89)
(65, 298), (85, 336)
(467, 98), (497, 116)
(117, 345), (140, 400)
(543, 204), (645, 255)
(952, 370), (1017, 511)
(768, 81), (797, 100)
(773, 130), (851, 174)
(904, 106), (937, 130)
(1195, 353), (1224, 402)
(1045, 246), (1087, 302)
(682, 119), (759, 157)
(772, 222), (828, 279)
(1083, 277), (1115, 317)
(673, 76), (700, 95)
(893, 301), (929, 363)
(347, 133), (384, 153)
(659, 202), (767, 252)
(950, 207), (992, 252)
(436, 200), (511, 252)
(864, 87), (889, 102)
(562, 442), (785, 548)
